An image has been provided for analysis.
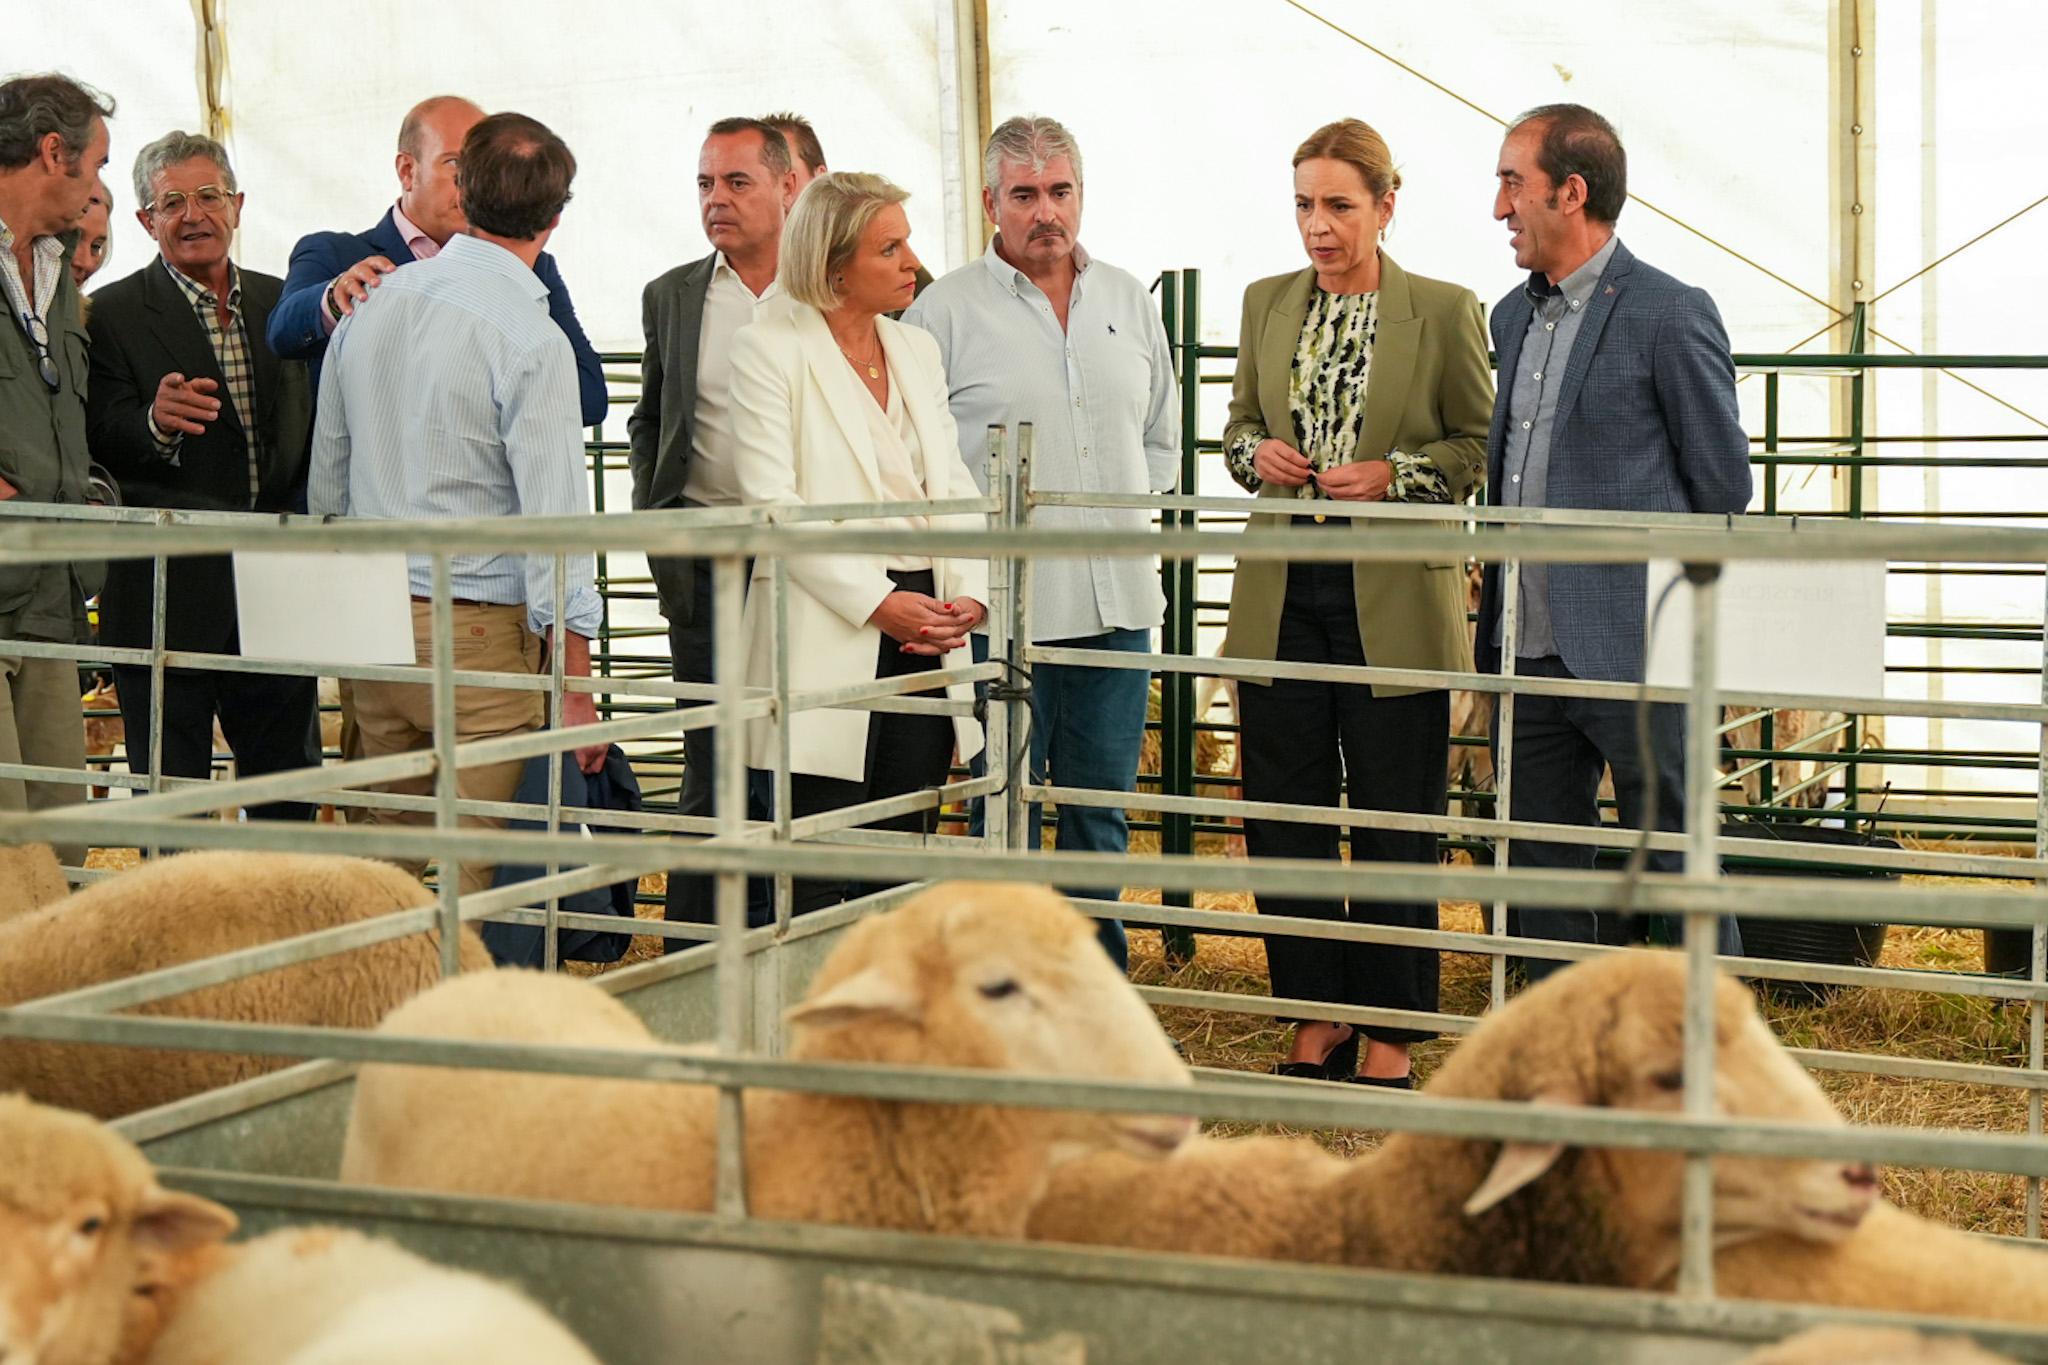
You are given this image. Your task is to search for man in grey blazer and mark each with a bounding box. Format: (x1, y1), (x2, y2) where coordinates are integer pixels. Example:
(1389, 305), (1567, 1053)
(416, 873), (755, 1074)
(1473, 104), (1752, 978)
(628, 116), (795, 938)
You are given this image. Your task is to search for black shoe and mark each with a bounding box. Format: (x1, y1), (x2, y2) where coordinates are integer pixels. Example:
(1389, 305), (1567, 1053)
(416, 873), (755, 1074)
(1348, 1072), (1413, 1090)
(1271, 1026), (1359, 1081)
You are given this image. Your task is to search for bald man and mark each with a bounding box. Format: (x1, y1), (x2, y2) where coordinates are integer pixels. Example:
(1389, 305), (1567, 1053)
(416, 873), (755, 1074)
(268, 94), (606, 426)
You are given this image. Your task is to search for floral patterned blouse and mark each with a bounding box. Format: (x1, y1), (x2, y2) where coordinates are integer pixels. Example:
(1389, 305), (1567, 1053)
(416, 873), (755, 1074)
(1226, 287), (1451, 503)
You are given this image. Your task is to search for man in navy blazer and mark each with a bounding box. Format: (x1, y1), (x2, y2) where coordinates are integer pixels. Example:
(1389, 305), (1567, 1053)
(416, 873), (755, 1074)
(1474, 104), (1752, 976)
(267, 95), (606, 428)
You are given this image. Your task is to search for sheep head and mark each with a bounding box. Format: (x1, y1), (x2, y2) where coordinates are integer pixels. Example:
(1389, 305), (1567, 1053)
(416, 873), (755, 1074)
(1388, 951), (1877, 1285)
(785, 882), (1195, 1158)
(0, 1094), (236, 1365)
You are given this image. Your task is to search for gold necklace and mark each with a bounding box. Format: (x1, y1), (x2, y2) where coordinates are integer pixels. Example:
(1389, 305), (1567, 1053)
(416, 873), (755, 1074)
(836, 334), (883, 380)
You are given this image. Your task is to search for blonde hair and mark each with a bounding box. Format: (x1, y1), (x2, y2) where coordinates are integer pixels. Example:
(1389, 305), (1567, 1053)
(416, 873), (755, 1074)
(1291, 119), (1402, 200)
(777, 171), (911, 311)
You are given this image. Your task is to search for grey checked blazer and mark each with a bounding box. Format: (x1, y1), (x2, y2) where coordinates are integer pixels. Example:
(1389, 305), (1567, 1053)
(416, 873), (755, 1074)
(626, 253), (717, 623)
(1474, 240), (1752, 683)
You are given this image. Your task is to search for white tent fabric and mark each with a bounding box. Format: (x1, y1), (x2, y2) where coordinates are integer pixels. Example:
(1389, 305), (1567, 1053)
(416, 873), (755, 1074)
(18, 1), (2048, 806)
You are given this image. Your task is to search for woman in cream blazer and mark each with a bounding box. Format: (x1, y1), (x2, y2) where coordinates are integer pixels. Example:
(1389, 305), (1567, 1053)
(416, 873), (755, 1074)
(1221, 120), (1493, 1086)
(730, 173), (988, 916)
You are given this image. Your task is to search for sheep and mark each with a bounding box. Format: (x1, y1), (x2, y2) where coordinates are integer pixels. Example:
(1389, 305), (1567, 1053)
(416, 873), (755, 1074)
(342, 880), (1197, 1237)
(0, 1093), (599, 1365)
(0, 851), (491, 1118)
(1710, 1201), (2048, 1329)
(1740, 1325), (2020, 1364)
(140, 1225), (602, 1365)
(1, 841), (69, 921)
(1026, 950), (1882, 1289)
(0, 1091), (239, 1365)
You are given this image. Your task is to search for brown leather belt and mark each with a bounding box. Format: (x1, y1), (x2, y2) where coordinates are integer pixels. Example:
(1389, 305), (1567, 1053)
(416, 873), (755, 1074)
(408, 595), (503, 609)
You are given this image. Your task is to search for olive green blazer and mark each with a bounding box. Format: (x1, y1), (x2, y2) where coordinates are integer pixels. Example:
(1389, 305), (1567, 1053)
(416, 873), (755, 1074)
(1219, 254), (1494, 694)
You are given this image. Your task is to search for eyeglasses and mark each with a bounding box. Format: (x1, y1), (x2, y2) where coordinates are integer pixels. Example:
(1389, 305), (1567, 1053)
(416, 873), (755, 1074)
(149, 185), (232, 219)
(21, 312), (58, 392)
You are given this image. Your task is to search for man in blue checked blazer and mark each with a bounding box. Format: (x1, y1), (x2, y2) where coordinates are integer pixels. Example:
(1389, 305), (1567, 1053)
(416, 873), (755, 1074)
(1473, 104), (1752, 977)
(267, 95), (606, 429)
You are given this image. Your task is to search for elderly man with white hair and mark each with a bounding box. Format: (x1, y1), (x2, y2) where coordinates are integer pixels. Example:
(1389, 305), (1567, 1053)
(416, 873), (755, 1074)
(902, 115), (1179, 969)
(85, 129), (321, 820)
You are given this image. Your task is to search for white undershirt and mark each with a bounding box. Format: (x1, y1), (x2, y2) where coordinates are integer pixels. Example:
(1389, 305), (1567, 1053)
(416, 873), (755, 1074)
(684, 253), (779, 508)
(864, 376), (932, 572)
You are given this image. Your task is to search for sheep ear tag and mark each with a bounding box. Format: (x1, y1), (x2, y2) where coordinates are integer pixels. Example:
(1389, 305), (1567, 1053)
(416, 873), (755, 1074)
(1461, 1086), (1580, 1217)
(786, 966), (921, 1031)
(132, 1185), (238, 1251)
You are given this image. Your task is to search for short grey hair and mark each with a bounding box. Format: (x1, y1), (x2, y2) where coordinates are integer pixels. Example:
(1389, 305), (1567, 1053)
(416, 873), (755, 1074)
(981, 115), (1082, 196)
(777, 171), (910, 311)
(0, 73), (115, 171)
(132, 130), (237, 209)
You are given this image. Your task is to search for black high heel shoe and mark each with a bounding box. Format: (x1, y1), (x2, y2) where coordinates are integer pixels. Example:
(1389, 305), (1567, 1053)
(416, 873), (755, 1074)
(1272, 1026), (1359, 1081)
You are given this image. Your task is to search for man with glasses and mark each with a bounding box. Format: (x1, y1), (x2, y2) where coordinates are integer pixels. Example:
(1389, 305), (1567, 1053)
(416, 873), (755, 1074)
(0, 73), (113, 857)
(85, 131), (320, 820)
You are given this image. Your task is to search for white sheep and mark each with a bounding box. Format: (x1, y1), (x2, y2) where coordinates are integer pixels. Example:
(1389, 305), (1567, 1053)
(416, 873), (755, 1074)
(342, 880), (1197, 1237)
(1027, 950), (1881, 1288)
(1741, 1325), (2020, 1364)
(0, 1092), (601, 1365)
(0, 851), (492, 1118)
(0, 841), (68, 921)
(141, 1225), (602, 1365)
(1711, 1202), (2048, 1328)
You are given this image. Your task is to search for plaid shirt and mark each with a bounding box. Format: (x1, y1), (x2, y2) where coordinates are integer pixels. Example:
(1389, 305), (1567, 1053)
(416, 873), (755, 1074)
(152, 258), (264, 504)
(0, 215), (66, 372)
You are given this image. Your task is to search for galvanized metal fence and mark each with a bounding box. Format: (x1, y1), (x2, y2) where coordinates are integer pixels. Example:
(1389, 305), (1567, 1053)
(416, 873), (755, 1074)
(3, 474), (2047, 1333)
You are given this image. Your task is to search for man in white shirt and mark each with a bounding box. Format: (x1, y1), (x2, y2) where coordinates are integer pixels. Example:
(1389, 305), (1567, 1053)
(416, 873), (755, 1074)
(309, 112), (604, 897)
(627, 117), (796, 937)
(904, 115), (1179, 968)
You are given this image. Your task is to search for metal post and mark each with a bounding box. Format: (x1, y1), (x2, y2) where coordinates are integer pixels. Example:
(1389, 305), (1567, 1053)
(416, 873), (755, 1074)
(544, 554), (567, 972)
(430, 555), (461, 978)
(771, 554), (794, 942)
(1491, 559), (1520, 1010)
(2029, 572), (2048, 1238)
(1678, 562), (1723, 1297)
(1160, 269), (1202, 962)
(1846, 304), (1871, 832)
(1003, 425), (1034, 851)
(983, 425), (1012, 855)
(146, 536), (169, 861)
(711, 553), (750, 1218)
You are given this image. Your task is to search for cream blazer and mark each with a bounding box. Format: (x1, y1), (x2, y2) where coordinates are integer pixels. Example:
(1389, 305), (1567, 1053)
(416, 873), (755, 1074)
(729, 297), (989, 782)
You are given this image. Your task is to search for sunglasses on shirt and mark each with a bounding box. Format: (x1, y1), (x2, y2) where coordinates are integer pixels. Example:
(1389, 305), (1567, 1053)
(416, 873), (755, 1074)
(21, 312), (59, 392)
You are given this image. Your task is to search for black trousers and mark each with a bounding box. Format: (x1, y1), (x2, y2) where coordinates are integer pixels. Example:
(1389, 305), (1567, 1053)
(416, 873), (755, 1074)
(111, 657), (319, 822)
(780, 570), (955, 918)
(662, 558), (771, 946)
(1498, 653), (1741, 981)
(1238, 556), (1446, 1044)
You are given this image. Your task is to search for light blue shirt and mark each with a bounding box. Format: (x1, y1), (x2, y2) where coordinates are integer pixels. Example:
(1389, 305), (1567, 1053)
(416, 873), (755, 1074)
(308, 233), (601, 636)
(903, 239), (1179, 641)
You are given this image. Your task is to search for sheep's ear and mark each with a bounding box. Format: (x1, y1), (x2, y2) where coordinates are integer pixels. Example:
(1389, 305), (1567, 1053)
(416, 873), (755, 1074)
(1461, 1085), (1582, 1217)
(132, 1186), (238, 1251)
(786, 967), (921, 1031)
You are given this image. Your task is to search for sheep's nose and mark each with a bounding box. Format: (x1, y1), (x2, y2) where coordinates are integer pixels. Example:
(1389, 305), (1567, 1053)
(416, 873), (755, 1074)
(1841, 1161), (1878, 1191)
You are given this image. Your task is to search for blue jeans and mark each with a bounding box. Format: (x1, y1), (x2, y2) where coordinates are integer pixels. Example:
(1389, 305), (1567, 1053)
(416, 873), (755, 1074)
(1027, 629), (1152, 970)
(970, 631), (1149, 969)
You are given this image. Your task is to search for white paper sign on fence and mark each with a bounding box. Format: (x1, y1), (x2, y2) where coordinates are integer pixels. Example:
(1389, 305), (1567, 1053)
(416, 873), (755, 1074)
(1642, 558), (1886, 700)
(233, 551), (415, 666)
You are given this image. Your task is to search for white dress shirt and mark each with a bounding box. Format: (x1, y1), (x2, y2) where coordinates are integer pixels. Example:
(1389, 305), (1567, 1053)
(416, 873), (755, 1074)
(307, 233), (602, 636)
(685, 252), (780, 508)
(902, 239), (1179, 642)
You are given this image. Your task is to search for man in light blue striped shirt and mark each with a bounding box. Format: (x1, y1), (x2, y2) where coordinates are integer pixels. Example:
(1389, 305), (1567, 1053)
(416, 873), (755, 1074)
(903, 116), (1180, 969)
(309, 113), (604, 894)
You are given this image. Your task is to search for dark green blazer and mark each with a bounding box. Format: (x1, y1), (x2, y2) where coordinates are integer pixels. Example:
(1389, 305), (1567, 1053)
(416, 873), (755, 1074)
(1219, 254), (1494, 693)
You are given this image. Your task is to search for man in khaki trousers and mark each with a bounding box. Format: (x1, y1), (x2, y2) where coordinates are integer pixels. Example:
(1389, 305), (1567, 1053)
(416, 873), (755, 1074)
(308, 113), (605, 896)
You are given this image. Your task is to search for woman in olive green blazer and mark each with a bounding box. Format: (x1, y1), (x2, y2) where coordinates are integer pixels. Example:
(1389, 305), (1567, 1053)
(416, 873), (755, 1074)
(1221, 119), (1493, 1086)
